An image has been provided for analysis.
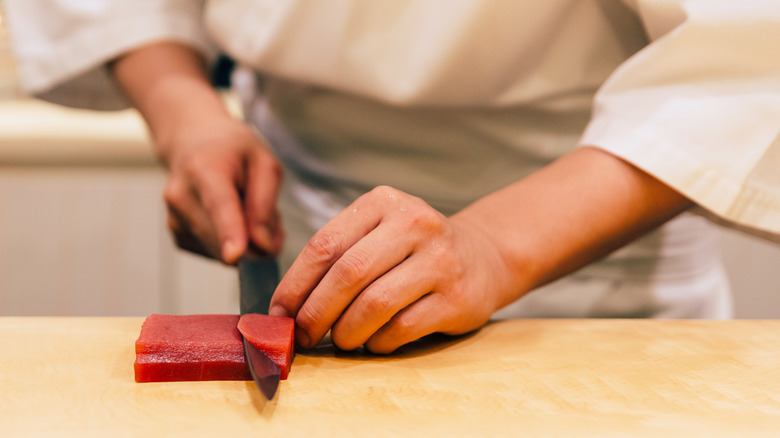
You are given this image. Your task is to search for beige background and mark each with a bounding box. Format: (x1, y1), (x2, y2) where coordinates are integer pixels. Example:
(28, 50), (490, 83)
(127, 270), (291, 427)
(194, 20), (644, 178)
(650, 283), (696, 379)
(0, 98), (240, 316)
(0, 97), (778, 318)
(0, 9), (777, 318)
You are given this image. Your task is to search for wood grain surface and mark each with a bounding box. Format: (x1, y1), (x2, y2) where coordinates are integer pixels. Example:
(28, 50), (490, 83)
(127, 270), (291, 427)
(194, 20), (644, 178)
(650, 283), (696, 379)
(2, 317), (780, 437)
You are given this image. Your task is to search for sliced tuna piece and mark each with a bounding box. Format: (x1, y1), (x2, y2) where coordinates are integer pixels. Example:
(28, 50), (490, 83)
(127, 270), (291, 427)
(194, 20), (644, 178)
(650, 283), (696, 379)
(238, 313), (295, 379)
(134, 313), (296, 383)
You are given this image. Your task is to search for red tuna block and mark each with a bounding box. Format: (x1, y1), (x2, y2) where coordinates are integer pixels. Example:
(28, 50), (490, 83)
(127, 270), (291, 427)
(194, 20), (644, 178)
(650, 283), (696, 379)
(134, 314), (296, 383)
(135, 314), (249, 382)
(238, 313), (295, 380)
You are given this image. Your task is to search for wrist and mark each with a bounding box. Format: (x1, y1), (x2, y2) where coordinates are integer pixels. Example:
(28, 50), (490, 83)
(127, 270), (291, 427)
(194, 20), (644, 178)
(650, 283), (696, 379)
(449, 210), (540, 314)
(149, 87), (236, 168)
(111, 41), (234, 167)
(454, 147), (692, 310)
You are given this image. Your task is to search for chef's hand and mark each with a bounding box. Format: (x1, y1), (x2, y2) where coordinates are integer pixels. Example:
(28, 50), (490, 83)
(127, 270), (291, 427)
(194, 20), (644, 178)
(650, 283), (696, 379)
(161, 118), (284, 264)
(268, 148), (695, 353)
(111, 41), (284, 264)
(268, 185), (516, 354)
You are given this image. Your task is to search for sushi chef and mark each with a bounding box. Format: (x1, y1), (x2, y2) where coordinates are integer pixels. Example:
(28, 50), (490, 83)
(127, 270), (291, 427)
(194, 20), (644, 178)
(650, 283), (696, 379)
(5, 1), (780, 353)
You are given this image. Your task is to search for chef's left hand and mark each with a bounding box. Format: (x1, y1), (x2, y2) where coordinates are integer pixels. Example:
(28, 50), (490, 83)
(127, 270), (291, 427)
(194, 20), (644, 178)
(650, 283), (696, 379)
(268, 185), (516, 353)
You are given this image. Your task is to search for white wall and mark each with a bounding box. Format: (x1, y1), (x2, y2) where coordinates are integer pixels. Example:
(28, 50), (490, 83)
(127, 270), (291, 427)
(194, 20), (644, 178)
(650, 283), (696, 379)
(0, 167), (241, 316)
(0, 99), (240, 316)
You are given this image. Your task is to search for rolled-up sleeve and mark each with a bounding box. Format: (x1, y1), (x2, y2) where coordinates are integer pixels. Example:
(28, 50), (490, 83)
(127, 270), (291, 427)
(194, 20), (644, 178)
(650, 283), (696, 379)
(580, 0), (780, 241)
(3, 0), (214, 109)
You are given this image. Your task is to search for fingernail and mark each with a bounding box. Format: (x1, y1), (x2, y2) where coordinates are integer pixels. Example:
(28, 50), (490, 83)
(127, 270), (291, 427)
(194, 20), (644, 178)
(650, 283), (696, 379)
(296, 328), (311, 349)
(268, 304), (287, 317)
(222, 240), (242, 263)
(253, 226), (273, 252)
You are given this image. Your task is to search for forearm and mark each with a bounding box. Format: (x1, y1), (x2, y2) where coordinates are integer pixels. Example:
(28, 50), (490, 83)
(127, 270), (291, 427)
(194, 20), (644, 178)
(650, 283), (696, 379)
(453, 146), (693, 309)
(111, 41), (232, 165)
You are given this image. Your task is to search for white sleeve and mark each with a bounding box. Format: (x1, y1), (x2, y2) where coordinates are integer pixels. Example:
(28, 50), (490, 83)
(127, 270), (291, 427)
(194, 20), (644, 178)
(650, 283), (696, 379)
(3, 0), (215, 110)
(580, 0), (780, 242)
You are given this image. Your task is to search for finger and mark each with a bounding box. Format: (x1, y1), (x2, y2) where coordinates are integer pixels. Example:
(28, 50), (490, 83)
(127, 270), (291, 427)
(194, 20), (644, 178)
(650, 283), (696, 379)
(166, 211), (212, 259)
(364, 293), (455, 354)
(269, 196), (384, 319)
(193, 168), (248, 264)
(269, 208), (285, 253)
(244, 148), (283, 254)
(330, 252), (438, 351)
(164, 178), (224, 259)
(293, 220), (419, 348)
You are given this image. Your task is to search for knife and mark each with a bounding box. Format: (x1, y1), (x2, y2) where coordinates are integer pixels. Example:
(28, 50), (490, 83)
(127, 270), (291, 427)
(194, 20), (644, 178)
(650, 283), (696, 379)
(239, 257), (282, 400)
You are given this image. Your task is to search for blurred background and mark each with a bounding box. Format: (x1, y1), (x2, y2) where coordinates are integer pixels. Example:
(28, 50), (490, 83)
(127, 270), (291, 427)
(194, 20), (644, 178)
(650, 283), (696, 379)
(0, 8), (778, 318)
(0, 9), (240, 316)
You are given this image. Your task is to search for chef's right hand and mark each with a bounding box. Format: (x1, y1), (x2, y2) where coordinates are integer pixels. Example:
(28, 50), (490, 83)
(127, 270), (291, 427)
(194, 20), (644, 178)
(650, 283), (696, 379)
(160, 117), (284, 264)
(110, 42), (283, 264)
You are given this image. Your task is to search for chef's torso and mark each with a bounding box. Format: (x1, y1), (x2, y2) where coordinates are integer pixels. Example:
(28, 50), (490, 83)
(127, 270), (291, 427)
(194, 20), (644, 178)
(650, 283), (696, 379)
(2, 0), (733, 319)
(208, 0), (731, 319)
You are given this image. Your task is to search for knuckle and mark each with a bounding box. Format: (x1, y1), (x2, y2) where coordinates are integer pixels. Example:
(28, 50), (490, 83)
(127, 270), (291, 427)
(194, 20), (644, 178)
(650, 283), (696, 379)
(441, 286), (468, 312)
(183, 153), (210, 175)
(294, 303), (325, 337)
(408, 208), (445, 233)
(363, 185), (443, 227)
(162, 180), (187, 210)
(330, 250), (372, 289)
(199, 190), (225, 216)
(360, 287), (393, 317)
(391, 313), (417, 337)
(179, 161), (207, 187)
(369, 185), (399, 200)
(425, 239), (450, 260)
(427, 243), (462, 279)
(302, 232), (342, 266)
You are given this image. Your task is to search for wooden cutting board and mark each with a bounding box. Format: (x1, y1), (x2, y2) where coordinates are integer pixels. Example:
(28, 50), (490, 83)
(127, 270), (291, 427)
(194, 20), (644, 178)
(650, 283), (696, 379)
(2, 317), (780, 437)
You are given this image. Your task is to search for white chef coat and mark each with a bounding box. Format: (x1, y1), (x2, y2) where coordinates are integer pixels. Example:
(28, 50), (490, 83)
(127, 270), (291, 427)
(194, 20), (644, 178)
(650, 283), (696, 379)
(7, 0), (779, 319)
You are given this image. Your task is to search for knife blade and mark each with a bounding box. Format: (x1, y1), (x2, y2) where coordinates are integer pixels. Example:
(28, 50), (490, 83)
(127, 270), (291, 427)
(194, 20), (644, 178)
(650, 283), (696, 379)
(243, 337), (281, 400)
(239, 257), (282, 400)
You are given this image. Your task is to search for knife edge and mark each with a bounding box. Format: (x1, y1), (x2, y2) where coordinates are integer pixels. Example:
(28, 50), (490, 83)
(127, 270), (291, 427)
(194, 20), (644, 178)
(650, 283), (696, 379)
(239, 258), (282, 400)
(243, 337), (281, 400)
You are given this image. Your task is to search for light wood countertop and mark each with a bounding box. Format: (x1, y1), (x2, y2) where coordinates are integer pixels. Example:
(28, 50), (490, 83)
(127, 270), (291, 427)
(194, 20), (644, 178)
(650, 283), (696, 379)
(2, 317), (780, 437)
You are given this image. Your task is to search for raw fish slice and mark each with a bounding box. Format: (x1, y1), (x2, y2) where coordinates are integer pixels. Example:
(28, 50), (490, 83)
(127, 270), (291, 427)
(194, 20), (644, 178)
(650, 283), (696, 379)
(135, 314), (247, 382)
(238, 313), (295, 379)
(134, 313), (295, 383)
